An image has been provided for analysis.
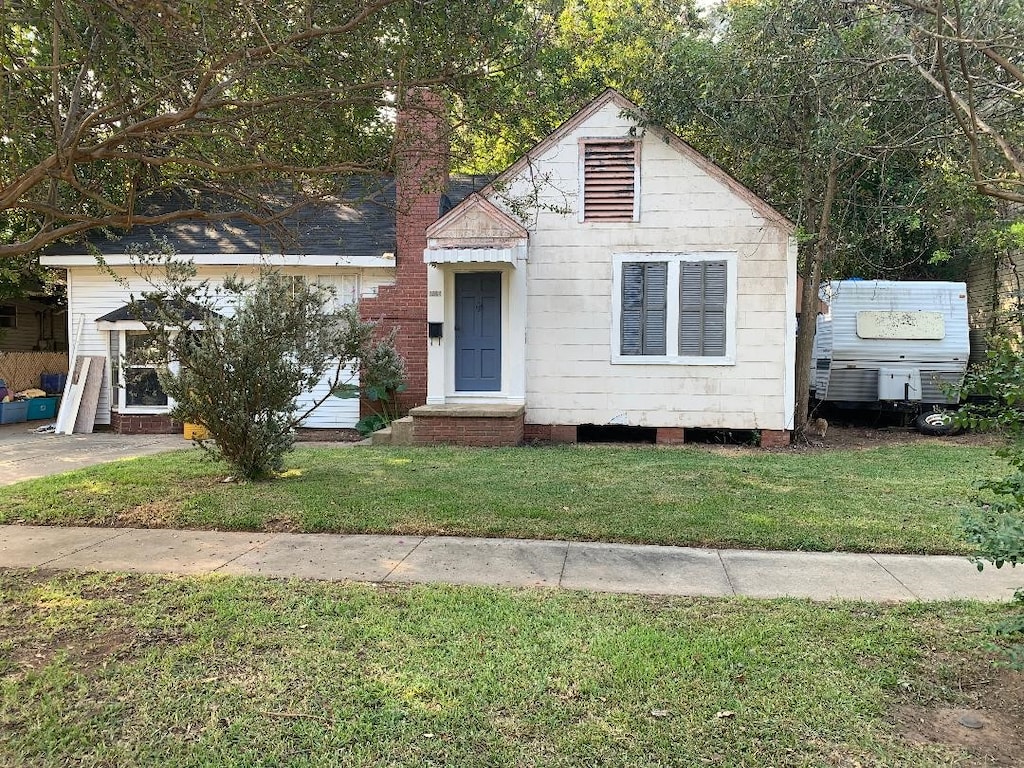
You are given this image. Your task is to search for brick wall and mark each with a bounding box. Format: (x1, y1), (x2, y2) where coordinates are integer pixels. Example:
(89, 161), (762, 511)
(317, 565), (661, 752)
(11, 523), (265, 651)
(413, 413), (524, 447)
(111, 412), (181, 435)
(359, 88), (449, 418)
(655, 427), (685, 445)
(760, 429), (791, 448)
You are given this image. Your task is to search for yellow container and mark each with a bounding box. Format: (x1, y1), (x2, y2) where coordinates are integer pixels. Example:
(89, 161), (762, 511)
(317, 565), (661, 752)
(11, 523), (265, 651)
(183, 422), (211, 440)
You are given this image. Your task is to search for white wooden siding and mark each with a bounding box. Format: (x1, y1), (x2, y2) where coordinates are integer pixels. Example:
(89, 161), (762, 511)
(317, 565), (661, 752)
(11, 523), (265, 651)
(493, 100), (795, 431)
(65, 266), (382, 428)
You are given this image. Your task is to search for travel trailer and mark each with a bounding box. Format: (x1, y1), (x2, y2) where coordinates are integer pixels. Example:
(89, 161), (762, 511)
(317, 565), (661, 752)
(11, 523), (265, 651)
(811, 280), (969, 430)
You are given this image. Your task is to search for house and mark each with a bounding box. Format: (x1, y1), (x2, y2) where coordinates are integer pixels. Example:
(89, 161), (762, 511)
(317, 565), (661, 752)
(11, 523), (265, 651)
(409, 88), (797, 447)
(41, 88), (797, 444)
(38, 87), (480, 434)
(0, 296), (67, 353)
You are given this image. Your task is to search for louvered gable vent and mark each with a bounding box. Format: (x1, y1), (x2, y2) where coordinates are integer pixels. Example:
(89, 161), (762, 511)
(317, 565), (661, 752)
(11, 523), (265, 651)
(583, 141), (637, 221)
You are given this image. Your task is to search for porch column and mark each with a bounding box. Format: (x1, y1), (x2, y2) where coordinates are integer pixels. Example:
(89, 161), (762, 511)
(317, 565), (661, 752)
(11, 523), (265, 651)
(425, 264), (446, 404)
(507, 262), (528, 403)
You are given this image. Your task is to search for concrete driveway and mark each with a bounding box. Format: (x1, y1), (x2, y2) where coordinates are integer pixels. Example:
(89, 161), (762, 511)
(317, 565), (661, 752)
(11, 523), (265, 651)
(0, 422), (189, 485)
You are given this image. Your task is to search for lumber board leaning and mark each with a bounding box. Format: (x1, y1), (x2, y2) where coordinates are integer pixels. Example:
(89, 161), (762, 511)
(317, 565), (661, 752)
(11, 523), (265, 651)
(58, 357), (90, 435)
(72, 356), (106, 434)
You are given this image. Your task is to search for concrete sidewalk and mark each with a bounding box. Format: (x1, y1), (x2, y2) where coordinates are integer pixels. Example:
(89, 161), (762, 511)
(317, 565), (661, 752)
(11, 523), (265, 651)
(2, 524), (1021, 601)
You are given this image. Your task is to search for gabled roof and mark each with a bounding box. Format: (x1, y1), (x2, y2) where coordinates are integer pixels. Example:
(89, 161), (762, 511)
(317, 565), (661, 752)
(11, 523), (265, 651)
(480, 88), (795, 232)
(427, 193), (528, 241)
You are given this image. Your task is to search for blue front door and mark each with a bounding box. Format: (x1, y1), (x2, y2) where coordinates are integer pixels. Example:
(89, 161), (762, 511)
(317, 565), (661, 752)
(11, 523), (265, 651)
(455, 272), (501, 391)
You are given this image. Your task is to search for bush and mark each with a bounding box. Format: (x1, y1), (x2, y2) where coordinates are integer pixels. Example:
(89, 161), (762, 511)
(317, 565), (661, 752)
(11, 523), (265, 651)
(120, 245), (405, 480)
(957, 315), (1024, 665)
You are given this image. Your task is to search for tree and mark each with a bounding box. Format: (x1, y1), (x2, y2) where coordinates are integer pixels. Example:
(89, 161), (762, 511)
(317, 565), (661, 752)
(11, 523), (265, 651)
(641, 0), (976, 434)
(454, 0), (703, 173)
(0, 0), (550, 258)
(122, 244), (405, 480)
(879, 0), (1024, 204)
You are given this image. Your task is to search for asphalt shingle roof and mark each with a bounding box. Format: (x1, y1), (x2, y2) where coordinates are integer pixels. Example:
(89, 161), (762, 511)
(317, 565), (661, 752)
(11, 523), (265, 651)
(47, 175), (493, 258)
(95, 298), (220, 323)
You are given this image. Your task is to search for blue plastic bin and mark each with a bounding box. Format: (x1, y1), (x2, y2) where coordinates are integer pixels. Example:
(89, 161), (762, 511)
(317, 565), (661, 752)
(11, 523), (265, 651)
(0, 400), (29, 424)
(40, 373), (67, 394)
(27, 397), (59, 420)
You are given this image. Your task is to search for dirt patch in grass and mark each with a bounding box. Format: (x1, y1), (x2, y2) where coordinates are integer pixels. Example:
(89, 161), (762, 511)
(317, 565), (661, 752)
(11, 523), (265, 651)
(810, 424), (1005, 452)
(688, 424), (1002, 456)
(261, 516), (302, 533)
(113, 499), (184, 528)
(0, 570), (183, 682)
(895, 666), (1024, 766)
(6, 628), (134, 673)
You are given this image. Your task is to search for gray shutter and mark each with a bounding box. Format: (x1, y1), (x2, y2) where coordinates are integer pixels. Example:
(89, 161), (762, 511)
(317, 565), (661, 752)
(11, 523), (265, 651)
(642, 262), (667, 355)
(679, 261), (728, 356)
(679, 262), (704, 356)
(702, 261), (727, 356)
(621, 262), (668, 356)
(621, 263), (644, 355)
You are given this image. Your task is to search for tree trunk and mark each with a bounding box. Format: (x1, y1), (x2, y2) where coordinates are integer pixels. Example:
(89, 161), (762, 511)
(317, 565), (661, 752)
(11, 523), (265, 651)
(793, 153), (840, 436)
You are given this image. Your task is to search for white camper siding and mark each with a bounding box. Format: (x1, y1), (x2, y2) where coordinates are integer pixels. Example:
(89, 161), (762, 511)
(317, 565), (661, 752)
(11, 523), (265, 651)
(827, 281), (969, 362)
(815, 281), (969, 404)
(65, 266), (374, 428)
(496, 101), (795, 430)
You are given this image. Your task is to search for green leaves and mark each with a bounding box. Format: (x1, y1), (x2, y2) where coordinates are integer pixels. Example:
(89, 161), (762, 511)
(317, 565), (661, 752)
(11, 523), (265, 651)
(1, 0), (554, 257)
(121, 248), (406, 480)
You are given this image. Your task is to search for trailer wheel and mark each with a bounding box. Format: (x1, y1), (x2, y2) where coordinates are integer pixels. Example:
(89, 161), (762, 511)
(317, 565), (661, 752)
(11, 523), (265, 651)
(915, 410), (961, 436)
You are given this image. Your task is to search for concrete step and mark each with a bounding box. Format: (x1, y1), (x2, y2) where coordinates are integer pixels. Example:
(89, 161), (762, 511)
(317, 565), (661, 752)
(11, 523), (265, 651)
(369, 425), (392, 446)
(390, 416), (415, 446)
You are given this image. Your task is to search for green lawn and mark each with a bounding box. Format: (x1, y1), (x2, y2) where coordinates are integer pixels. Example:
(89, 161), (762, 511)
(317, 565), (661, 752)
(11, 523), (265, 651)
(0, 443), (1001, 554)
(0, 569), (1008, 767)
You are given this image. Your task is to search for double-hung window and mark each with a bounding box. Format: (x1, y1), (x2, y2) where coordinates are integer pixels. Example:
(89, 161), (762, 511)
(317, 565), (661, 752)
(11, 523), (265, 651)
(0, 305), (16, 329)
(612, 253), (736, 365)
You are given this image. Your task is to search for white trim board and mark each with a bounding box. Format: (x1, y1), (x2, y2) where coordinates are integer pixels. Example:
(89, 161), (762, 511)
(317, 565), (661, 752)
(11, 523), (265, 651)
(610, 251), (738, 366)
(40, 253), (396, 268)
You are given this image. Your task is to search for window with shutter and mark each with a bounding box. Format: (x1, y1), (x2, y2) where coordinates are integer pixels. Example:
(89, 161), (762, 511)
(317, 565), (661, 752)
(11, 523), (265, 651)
(583, 140), (638, 222)
(679, 260), (727, 357)
(613, 253), (736, 365)
(621, 262), (667, 356)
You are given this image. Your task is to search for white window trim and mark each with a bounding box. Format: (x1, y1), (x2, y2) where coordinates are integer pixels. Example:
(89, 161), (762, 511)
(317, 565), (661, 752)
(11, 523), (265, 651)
(107, 328), (176, 415)
(577, 138), (641, 223)
(610, 252), (738, 366)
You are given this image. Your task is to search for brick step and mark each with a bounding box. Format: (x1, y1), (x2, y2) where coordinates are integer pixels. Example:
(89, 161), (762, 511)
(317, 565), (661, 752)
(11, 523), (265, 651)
(408, 404), (524, 446)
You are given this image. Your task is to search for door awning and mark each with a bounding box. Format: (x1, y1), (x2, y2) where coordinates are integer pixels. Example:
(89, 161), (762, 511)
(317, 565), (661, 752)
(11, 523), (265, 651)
(423, 245), (527, 266)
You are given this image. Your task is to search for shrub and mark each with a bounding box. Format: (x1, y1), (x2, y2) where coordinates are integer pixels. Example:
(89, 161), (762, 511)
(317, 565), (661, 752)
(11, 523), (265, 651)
(120, 245), (405, 480)
(957, 309), (1024, 666)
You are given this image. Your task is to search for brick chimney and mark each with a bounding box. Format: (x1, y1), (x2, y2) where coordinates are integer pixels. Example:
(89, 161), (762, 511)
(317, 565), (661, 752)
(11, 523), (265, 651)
(360, 87), (450, 416)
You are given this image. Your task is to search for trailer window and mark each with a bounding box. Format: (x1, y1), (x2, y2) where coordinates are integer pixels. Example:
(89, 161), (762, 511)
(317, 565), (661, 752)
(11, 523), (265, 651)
(856, 311), (944, 340)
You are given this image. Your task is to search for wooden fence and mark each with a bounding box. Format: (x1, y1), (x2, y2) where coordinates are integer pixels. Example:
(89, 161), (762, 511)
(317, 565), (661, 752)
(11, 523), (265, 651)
(0, 352), (69, 393)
